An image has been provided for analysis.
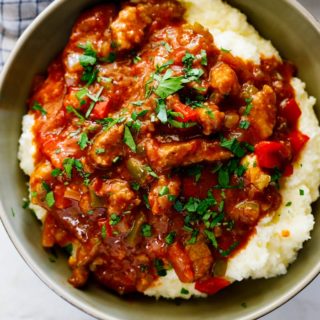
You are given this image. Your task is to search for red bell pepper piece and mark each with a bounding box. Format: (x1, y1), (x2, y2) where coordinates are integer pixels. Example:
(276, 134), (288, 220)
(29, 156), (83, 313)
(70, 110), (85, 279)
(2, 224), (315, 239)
(254, 141), (287, 169)
(195, 277), (230, 295)
(168, 242), (194, 283)
(172, 102), (198, 123)
(90, 99), (111, 120)
(289, 130), (309, 155)
(279, 98), (301, 128)
(54, 185), (71, 209)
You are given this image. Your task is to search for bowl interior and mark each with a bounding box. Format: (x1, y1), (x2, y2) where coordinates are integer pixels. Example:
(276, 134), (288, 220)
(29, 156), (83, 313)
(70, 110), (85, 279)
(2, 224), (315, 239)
(0, 0), (319, 319)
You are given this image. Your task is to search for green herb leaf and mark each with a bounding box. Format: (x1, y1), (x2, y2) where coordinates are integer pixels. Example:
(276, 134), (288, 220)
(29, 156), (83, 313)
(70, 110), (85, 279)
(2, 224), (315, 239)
(165, 231), (176, 245)
(131, 100), (144, 106)
(101, 224), (107, 239)
(200, 49), (208, 66)
(123, 126), (137, 152)
(154, 258), (167, 277)
(155, 70), (184, 99)
(78, 132), (89, 150)
(218, 168), (230, 187)
(239, 120), (250, 130)
(204, 229), (218, 248)
(141, 223), (152, 237)
(180, 288), (189, 295)
(131, 182), (140, 191)
(182, 52), (195, 69)
(66, 105), (85, 121)
(45, 191), (55, 208)
(156, 98), (168, 123)
(95, 148), (105, 155)
(220, 138), (246, 158)
(109, 214), (121, 226)
(32, 102), (47, 116)
(299, 189), (304, 196)
(159, 186), (169, 196)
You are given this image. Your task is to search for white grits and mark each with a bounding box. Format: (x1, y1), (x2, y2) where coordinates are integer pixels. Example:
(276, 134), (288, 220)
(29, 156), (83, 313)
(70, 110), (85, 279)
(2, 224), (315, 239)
(18, 0), (320, 299)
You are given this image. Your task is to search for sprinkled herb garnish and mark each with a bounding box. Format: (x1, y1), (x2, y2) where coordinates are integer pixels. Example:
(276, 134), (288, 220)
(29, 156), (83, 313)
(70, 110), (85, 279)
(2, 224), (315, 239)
(165, 231), (176, 245)
(141, 223), (152, 237)
(32, 102), (47, 116)
(123, 125), (137, 152)
(109, 214), (121, 226)
(78, 132), (89, 150)
(180, 288), (189, 295)
(154, 258), (167, 277)
(45, 191), (55, 208)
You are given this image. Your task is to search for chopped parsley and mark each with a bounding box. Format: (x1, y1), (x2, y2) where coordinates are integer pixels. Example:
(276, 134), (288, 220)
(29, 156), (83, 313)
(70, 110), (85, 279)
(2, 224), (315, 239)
(123, 125), (137, 152)
(51, 168), (62, 177)
(143, 194), (151, 209)
(218, 168), (230, 188)
(244, 98), (253, 116)
(182, 52), (195, 69)
(101, 224), (107, 239)
(220, 137), (246, 158)
(131, 100), (144, 106)
(220, 47), (231, 53)
(45, 191), (55, 208)
(32, 102), (47, 116)
(219, 241), (239, 257)
(165, 231), (176, 245)
(66, 105), (85, 121)
(239, 120), (250, 130)
(159, 186), (169, 196)
(187, 229), (199, 244)
(78, 42), (98, 85)
(299, 189), (304, 196)
(22, 198), (30, 209)
(109, 214), (121, 226)
(78, 132), (89, 150)
(141, 223), (152, 237)
(85, 86), (104, 118)
(285, 201), (292, 207)
(204, 229), (218, 248)
(95, 148), (105, 155)
(154, 69), (184, 99)
(187, 164), (202, 183)
(131, 182), (140, 191)
(133, 55), (142, 64)
(156, 98), (168, 123)
(145, 166), (159, 179)
(154, 258), (167, 277)
(180, 288), (189, 295)
(200, 49), (208, 66)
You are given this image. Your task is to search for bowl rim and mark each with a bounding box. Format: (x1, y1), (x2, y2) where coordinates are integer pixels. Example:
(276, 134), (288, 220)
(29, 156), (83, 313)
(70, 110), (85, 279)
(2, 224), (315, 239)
(0, 0), (319, 319)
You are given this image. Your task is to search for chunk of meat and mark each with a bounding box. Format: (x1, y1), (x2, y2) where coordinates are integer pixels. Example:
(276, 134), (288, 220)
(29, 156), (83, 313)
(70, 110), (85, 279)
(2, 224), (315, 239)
(89, 125), (125, 169)
(196, 103), (225, 135)
(186, 242), (213, 280)
(111, 0), (184, 51)
(242, 155), (271, 192)
(95, 179), (141, 214)
(111, 6), (148, 51)
(248, 85), (277, 140)
(229, 200), (260, 225)
(148, 175), (181, 215)
(145, 139), (233, 171)
(209, 62), (240, 96)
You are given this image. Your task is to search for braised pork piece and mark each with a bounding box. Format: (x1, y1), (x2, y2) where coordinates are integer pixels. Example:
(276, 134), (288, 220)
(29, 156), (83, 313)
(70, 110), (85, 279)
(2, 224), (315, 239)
(28, 0), (308, 295)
